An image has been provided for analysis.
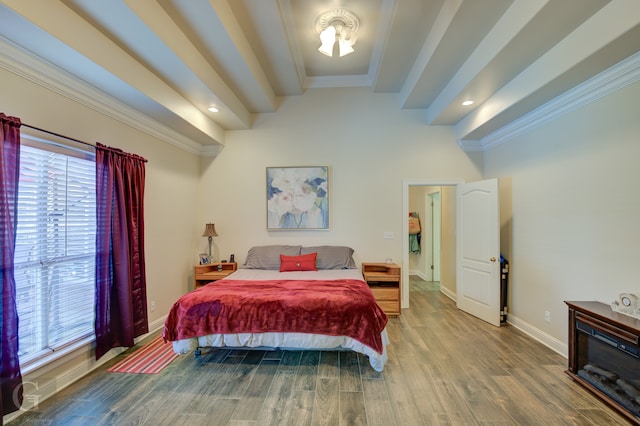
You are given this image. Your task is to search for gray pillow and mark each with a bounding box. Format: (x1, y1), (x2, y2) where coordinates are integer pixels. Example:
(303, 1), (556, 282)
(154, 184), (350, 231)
(301, 246), (356, 269)
(243, 245), (302, 270)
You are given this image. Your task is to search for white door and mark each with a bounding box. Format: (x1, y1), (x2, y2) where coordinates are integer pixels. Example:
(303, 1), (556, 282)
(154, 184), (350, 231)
(456, 178), (500, 326)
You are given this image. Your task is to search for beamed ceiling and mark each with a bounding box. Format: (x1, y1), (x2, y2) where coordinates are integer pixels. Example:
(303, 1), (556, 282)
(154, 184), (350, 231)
(0, 0), (639, 156)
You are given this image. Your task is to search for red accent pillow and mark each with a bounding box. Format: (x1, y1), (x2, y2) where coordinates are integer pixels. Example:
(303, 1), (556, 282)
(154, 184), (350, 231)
(279, 253), (317, 272)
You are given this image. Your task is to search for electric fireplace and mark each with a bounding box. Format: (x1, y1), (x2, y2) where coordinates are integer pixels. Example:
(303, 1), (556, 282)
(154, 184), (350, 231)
(566, 301), (640, 424)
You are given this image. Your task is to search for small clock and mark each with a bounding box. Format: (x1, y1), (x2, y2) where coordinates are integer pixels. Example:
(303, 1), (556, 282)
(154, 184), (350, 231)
(622, 295), (632, 306)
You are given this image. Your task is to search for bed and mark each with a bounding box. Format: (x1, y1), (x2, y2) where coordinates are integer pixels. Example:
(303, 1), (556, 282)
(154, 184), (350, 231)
(162, 245), (389, 371)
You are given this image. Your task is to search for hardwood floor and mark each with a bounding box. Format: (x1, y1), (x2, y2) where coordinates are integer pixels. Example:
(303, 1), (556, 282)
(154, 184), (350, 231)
(8, 278), (629, 425)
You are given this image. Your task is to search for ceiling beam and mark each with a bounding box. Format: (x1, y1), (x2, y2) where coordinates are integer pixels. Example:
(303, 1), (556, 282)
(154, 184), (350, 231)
(0, 36), (212, 156)
(208, 0), (278, 112)
(124, 0), (252, 130)
(2, 0), (226, 145)
(426, 0), (549, 125)
(457, 0), (640, 142)
(398, 0), (464, 109)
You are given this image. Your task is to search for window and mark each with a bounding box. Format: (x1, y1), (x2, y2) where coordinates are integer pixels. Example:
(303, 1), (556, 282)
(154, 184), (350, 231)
(14, 139), (96, 367)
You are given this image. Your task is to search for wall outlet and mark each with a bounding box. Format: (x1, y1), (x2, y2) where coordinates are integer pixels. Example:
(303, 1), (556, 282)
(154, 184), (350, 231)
(544, 310), (551, 323)
(150, 301), (156, 312)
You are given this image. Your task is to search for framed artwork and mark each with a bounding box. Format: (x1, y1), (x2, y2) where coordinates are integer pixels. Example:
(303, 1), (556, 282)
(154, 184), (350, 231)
(267, 166), (329, 230)
(199, 253), (209, 265)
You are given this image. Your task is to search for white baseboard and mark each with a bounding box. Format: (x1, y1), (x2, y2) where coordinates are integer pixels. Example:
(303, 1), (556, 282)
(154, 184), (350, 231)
(435, 287), (566, 359)
(407, 274), (565, 359)
(408, 269), (427, 281)
(3, 315), (167, 424)
(506, 314), (567, 358)
(440, 286), (456, 301)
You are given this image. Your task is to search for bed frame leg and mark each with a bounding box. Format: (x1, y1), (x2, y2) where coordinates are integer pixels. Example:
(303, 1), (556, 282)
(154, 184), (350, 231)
(194, 347), (201, 357)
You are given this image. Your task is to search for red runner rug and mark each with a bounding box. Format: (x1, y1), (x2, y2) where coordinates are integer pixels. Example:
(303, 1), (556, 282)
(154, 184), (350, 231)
(108, 336), (178, 374)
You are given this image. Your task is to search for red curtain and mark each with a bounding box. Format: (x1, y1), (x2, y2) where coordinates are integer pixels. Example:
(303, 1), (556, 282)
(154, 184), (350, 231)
(0, 113), (23, 415)
(94, 143), (148, 360)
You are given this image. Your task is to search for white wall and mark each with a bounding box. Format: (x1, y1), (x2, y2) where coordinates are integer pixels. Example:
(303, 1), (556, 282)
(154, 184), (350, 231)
(484, 80), (640, 353)
(2, 67), (200, 421)
(198, 87), (484, 268)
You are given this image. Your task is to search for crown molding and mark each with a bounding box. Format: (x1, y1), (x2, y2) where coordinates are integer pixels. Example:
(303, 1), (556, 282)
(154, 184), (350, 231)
(0, 36), (218, 157)
(459, 51), (640, 152)
(199, 144), (224, 158)
(303, 74), (373, 89)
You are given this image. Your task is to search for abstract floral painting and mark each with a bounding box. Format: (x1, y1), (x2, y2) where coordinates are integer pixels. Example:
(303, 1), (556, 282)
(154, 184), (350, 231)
(267, 166), (329, 230)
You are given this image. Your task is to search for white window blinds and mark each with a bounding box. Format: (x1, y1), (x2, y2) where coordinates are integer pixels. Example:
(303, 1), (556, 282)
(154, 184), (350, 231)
(14, 142), (96, 366)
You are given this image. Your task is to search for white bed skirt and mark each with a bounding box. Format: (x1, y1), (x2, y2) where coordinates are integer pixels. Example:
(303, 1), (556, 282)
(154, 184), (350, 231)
(171, 328), (389, 372)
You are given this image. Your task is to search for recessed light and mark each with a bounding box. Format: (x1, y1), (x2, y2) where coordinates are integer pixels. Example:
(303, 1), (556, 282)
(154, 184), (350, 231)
(208, 106), (219, 113)
(462, 100), (474, 106)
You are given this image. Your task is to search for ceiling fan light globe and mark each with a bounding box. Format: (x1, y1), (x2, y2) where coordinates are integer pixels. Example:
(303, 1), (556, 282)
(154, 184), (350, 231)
(319, 26), (337, 56)
(318, 43), (334, 56)
(338, 39), (354, 57)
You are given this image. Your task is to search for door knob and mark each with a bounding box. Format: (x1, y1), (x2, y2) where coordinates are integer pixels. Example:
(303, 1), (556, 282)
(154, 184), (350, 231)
(490, 257), (497, 262)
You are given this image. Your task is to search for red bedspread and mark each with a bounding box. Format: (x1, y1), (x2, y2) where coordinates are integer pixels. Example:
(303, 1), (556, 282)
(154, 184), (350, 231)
(162, 279), (388, 353)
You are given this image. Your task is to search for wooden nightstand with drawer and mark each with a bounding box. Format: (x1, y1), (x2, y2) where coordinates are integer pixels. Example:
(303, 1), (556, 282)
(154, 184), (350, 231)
(194, 262), (237, 288)
(362, 262), (401, 317)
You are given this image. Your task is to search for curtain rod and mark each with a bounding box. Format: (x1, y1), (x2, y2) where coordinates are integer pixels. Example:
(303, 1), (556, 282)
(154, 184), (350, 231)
(22, 123), (95, 148)
(22, 122), (148, 162)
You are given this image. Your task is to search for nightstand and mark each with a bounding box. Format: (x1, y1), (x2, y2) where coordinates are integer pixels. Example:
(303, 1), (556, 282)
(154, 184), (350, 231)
(362, 262), (401, 317)
(194, 262), (237, 288)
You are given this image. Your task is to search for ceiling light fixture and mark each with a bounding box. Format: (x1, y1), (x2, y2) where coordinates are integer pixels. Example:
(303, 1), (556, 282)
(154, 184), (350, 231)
(315, 9), (359, 58)
(208, 106), (219, 112)
(462, 100), (474, 106)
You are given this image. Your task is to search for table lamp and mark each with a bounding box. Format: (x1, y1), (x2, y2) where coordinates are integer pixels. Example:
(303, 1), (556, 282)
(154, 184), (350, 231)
(202, 223), (218, 262)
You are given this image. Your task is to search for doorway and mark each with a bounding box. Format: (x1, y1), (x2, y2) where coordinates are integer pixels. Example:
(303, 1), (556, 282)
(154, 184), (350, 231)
(403, 178), (503, 326)
(402, 179), (462, 309)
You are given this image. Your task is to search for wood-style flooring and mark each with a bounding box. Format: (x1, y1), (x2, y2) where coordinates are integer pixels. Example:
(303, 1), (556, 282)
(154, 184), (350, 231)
(8, 278), (629, 425)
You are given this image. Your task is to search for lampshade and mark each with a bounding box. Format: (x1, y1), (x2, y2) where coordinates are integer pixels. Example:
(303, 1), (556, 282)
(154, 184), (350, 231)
(202, 223), (218, 237)
(318, 26), (337, 56)
(202, 223), (218, 261)
(338, 38), (354, 57)
(315, 9), (359, 58)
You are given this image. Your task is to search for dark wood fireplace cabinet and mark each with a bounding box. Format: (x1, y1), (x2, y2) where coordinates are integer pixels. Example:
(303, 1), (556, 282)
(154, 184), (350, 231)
(565, 301), (640, 424)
